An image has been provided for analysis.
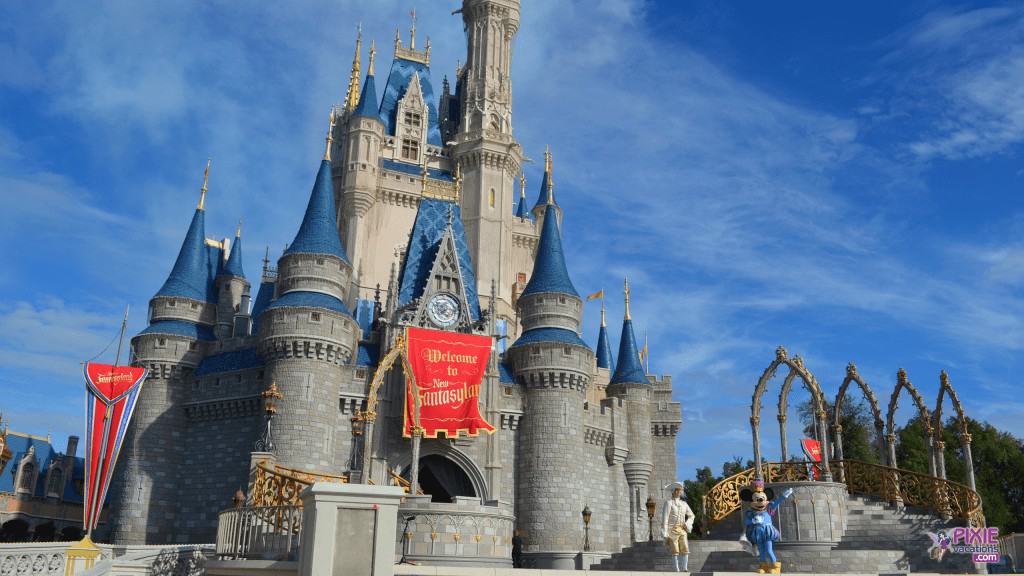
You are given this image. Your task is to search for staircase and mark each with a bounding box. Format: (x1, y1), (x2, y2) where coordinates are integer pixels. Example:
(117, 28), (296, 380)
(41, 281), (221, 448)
(595, 495), (981, 573)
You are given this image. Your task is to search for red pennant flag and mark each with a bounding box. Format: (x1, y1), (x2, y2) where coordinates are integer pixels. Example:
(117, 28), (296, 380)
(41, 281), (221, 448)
(83, 362), (147, 533)
(404, 327), (496, 438)
(801, 438), (822, 481)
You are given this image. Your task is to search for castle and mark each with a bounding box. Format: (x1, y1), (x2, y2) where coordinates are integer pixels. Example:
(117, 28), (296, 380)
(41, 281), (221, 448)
(108, 1), (681, 568)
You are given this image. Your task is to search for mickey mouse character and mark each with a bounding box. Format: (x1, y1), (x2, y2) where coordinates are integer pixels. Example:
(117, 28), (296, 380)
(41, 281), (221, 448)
(739, 479), (794, 574)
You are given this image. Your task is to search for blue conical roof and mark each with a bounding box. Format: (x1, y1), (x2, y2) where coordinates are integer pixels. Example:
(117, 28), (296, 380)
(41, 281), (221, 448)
(249, 280), (274, 333)
(596, 323), (615, 370)
(515, 191), (532, 220)
(531, 169), (554, 212)
(521, 204), (578, 298)
(353, 72), (379, 119)
(155, 208), (211, 302)
(285, 160), (349, 262)
(224, 233), (244, 277)
(610, 318), (646, 384)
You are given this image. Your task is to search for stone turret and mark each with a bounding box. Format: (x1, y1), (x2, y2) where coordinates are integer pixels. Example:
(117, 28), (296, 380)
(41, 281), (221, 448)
(338, 40), (384, 268)
(606, 278), (654, 543)
(215, 222), (249, 339)
(257, 119), (360, 474)
(507, 201), (594, 569)
(109, 163), (215, 544)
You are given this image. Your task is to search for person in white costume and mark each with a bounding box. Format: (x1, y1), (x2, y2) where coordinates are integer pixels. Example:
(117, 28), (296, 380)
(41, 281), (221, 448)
(662, 482), (695, 572)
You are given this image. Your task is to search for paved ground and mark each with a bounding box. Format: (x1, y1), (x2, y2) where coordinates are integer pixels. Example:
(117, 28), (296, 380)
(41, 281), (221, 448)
(394, 567), (972, 576)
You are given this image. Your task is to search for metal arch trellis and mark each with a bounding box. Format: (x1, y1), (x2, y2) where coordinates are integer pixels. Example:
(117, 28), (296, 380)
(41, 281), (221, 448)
(359, 331), (422, 483)
(885, 368), (935, 475)
(932, 370), (977, 490)
(833, 362), (887, 474)
(751, 345), (831, 481)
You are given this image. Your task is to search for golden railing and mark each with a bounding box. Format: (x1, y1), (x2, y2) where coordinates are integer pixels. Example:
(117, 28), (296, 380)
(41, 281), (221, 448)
(250, 460), (422, 508)
(703, 459), (984, 528)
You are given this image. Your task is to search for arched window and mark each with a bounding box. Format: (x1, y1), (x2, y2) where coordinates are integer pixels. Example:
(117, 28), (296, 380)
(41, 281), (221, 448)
(17, 462), (35, 493)
(46, 468), (64, 498)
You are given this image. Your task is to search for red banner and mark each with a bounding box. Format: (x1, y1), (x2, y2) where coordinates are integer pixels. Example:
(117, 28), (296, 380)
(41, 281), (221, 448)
(404, 327), (495, 438)
(83, 362), (147, 533)
(801, 438), (822, 480)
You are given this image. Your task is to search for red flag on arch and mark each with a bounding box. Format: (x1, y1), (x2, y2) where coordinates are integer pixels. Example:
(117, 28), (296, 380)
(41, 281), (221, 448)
(403, 327), (496, 438)
(801, 438), (822, 480)
(83, 362), (147, 533)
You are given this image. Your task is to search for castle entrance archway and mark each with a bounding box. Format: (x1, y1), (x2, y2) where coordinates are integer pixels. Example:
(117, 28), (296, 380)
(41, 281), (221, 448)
(401, 454), (477, 503)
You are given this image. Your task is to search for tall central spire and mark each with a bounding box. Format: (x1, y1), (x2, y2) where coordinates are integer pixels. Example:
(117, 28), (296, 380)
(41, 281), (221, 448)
(198, 158), (210, 211)
(344, 25), (362, 112)
(610, 278), (646, 385)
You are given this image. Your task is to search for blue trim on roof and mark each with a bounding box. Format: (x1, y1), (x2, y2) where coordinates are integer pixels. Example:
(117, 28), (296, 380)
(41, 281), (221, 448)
(381, 158), (453, 182)
(511, 327), (590, 349)
(379, 57), (442, 146)
(353, 73), (380, 119)
(285, 160), (349, 262)
(596, 324), (615, 370)
(521, 204), (579, 298)
(356, 341), (380, 367)
(499, 361), (515, 384)
(610, 318), (647, 385)
(0, 434), (87, 503)
(139, 320), (216, 341)
(155, 208), (212, 302)
(194, 348), (262, 377)
(266, 290), (353, 317)
(250, 281), (274, 333)
(397, 199), (481, 320)
(223, 234), (244, 278)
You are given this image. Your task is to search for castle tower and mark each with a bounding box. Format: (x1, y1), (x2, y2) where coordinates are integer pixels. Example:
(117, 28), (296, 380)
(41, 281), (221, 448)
(336, 39), (384, 281)
(453, 0), (523, 330)
(214, 221), (249, 339)
(506, 198), (594, 569)
(256, 116), (360, 473)
(109, 163), (217, 544)
(606, 279), (654, 542)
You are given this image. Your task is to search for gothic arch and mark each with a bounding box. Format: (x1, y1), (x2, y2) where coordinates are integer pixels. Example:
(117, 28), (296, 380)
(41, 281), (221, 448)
(932, 370), (977, 489)
(885, 368), (934, 473)
(751, 346), (830, 480)
(833, 362), (887, 465)
(392, 441), (489, 503)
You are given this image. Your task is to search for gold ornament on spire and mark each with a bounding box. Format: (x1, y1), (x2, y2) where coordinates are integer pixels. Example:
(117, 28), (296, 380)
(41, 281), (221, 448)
(324, 107), (337, 161)
(368, 39), (376, 76)
(345, 24), (363, 112)
(198, 158), (211, 211)
(410, 8), (417, 50)
(235, 218), (242, 238)
(395, 27), (402, 50)
(544, 145), (554, 204)
(624, 277), (632, 320)
(520, 171), (526, 199)
(601, 300), (606, 327)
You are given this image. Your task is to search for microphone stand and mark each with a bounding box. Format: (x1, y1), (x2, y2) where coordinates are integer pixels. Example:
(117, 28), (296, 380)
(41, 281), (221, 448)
(399, 516), (417, 565)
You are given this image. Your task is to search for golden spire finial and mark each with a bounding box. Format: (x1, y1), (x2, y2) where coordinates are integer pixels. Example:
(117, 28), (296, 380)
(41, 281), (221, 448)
(624, 277), (631, 320)
(198, 158), (211, 211)
(410, 8), (417, 50)
(345, 24), (363, 112)
(601, 299), (606, 327)
(519, 171), (526, 199)
(368, 39), (376, 76)
(324, 107), (337, 161)
(395, 26), (402, 50)
(235, 218), (242, 238)
(545, 146), (554, 204)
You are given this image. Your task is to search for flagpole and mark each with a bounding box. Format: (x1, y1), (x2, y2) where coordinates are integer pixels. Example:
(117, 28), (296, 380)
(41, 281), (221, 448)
(644, 330), (649, 374)
(86, 304), (129, 537)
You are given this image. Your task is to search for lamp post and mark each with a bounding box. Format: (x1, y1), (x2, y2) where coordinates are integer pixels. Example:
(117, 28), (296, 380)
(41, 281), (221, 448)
(645, 496), (657, 543)
(581, 505), (592, 552)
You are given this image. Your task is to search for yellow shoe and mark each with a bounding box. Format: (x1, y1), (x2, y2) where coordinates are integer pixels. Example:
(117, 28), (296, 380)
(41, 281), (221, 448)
(771, 561), (782, 574)
(757, 562), (769, 574)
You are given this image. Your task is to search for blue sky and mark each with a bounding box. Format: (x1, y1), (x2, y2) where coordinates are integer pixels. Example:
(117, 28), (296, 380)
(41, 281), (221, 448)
(0, 1), (1021, 482)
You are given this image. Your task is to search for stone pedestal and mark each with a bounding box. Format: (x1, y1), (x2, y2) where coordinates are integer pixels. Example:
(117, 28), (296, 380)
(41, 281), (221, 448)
(298, 482), (405, 576)
(765, 481), (847, 551)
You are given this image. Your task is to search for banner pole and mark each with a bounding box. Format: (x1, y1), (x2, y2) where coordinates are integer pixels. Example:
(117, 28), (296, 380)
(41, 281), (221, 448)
(113, 305), (130, 368)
